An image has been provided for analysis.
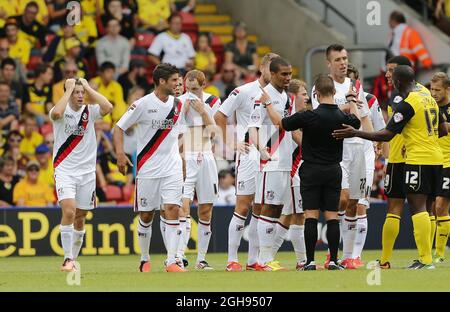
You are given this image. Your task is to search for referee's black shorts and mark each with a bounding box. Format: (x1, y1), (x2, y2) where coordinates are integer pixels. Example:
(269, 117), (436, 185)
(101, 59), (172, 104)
(299, 162), (341, 212)
(384, 162), (405, 199)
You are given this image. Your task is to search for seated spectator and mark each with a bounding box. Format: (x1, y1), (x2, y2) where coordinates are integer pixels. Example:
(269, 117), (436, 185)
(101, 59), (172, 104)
(90, 61), (127, 126)
(0, 156), (20, 207)
(224, 22), (258, 76)
(47, 0), (69, 33)
(12, 1), (47, 48)
(19, 115), (43, 158)
(213, 62), (240, 100)
(0, 39), (25, 83)
(96, 18), (130, 77)
(53, 38), (89, 82)
(13, 160), (55, 207)
(35, 143), (54, 188)
(117, 59), (151, 101)
(148, 13), (195, 74)
(194, 32), (217, 74)
(171, 0), (196, 13)
(1, 58), (24, 108)
(4, 18), (31, 71)
(52, 61), (78, 104)
(23, 64), (54, 125)
(137, 0), (170, 33)
(215, 169), (236, 206)
(2, 130), (29, 177)
(101, 0), (135, 42)
(17, 0), (49, 26)
(0, 82), (19, 134)
(43, 22), (83, 63)
(203, 70), (220, 97)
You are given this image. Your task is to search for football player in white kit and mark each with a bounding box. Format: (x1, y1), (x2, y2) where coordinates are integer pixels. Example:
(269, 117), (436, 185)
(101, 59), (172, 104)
(50, 78), (113, 272)
(347, 64), (385, 267)
(271, 79), (308, 270)
(113, 63), (186, 273)
(311, 44), (374, 269)
(214, 53), (279, 271)
(177, 70), (220, 270)
(249, 57), (300, 271)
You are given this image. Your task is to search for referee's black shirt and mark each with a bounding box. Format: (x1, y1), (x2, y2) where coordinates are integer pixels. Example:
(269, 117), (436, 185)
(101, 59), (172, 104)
(281, 103), (360, 165)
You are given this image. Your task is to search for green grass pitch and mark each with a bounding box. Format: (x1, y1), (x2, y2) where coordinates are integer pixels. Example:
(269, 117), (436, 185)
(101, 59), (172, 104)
(1, 250), (450, 291)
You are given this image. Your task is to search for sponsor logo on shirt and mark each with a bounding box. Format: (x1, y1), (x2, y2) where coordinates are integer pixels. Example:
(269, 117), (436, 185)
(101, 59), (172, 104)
(147, 109), (158, 113)
(152, 119), (174, 129)
(64, 114), (75, 119)
(64, 124), (87, 136)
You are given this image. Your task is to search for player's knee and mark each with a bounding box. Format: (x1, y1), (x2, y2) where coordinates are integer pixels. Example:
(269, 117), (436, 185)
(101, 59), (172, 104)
(139, 211), (154, 223)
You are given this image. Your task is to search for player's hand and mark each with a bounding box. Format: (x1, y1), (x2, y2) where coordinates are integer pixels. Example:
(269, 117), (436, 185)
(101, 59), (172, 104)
(236, 142), (250, 154)
(78, 77), (90, 90)
(374, 142), (383, 159)
(189, 99), (205, 114)
(117, 152), (133, 175)
(65, 78), (76, 92)
(332, 124), (356, 139)
(259, 87), (271, 106)
(259, 147), (271, 161)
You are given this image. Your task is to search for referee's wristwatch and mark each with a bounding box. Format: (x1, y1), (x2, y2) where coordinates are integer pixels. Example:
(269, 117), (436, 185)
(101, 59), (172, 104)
(263, 100), (272, 108)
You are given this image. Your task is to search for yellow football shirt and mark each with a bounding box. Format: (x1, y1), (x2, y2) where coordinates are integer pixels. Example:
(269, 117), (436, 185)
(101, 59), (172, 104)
(90, 76), (127, 124)
(19, 131), (43, 157)
(13, 179), (55, 206)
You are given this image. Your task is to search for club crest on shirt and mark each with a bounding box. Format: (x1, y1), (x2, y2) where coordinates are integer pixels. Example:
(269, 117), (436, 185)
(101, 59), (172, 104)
(250, 110), (261, 123)
(82, 112), (88, 121)
(393, 112), (404, 123)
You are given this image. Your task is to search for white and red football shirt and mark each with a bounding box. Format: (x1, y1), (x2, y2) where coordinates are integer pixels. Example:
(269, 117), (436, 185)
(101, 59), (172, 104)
(50, 104), (102, 176)
(116, 92), (183, 178)
(178, 91), (221, 126)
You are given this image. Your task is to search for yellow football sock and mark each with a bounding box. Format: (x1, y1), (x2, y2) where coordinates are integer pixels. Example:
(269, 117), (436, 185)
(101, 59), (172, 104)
(435, 216), (450, 258)
(412, 212), (432, 265)
(380, 213), (400, 264)
(430, 215), (437, 247)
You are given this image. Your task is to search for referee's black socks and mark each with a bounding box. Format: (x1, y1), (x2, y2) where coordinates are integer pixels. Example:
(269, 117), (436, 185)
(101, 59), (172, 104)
(304, 218), (318, 264)
(326, 219), (340, 263)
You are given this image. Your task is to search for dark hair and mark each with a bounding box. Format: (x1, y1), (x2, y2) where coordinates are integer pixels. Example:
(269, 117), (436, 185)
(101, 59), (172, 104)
(168, 13), (182, 23)
(25, 1), (39, 10)
(347, 63), (359, 79)
(35, 64), (52, 77)
(195, 32), (212, 50)
(387, 55), (412, 67)
(314, 74), (335, 98)
(63, 79), (83, 92)
(218, 169), (231, 180)
(269, 57), (290, 73)
(1, 57), (16, 70)
(389, 11), (406, 24)
(153, 63), (179, 86)
(392, 65), (415, 86)
(106, 17), (120, 26)
(99, 61), (116, 72)
(326, 44), (345, 59)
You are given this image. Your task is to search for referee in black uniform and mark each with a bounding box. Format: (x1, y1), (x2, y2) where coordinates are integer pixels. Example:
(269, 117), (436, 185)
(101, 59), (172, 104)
(262, 74), (361, 270)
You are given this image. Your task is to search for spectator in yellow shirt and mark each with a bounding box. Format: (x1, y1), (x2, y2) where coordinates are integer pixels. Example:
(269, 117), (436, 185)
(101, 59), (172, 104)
(194, 33), (217, 74)
(4, 18), (31, 67)
(35, 143), (53, 188)
(0, 1), (19, 28)
(137, 0), (170, 32)
(13, 160), (55, 207)
(90, 61), (127, 126)
(19, 115), (43, 158)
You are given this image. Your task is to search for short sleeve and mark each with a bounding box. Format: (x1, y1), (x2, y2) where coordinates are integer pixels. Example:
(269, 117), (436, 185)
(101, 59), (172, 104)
(357, 84), (370, 118)
(385, 100), (415, 134)
(148, 33), (164, 56)
(370, 99), (386, 131)
(116, 99), (144, 131)
(90, 104), (103, 120)
(281, 111), (311, 131)
(219, 88), (242, 117)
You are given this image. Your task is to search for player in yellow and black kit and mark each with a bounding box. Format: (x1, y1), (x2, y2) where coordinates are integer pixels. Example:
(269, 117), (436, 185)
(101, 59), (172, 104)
(333, 65), (447, 269)
(431, 72), (450, 263)
(379, 56), (434, 268)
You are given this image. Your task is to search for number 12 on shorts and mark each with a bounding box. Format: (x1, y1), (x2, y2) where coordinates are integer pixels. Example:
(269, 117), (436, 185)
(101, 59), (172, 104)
(405, 171), (419, 185)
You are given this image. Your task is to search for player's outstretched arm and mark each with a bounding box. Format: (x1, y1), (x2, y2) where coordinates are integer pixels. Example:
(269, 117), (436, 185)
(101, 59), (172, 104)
(79, 78), (113, 116)
(333, 125), (395, 142)
(51, 78), (76, 120)
(113, 125), (133, 175)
